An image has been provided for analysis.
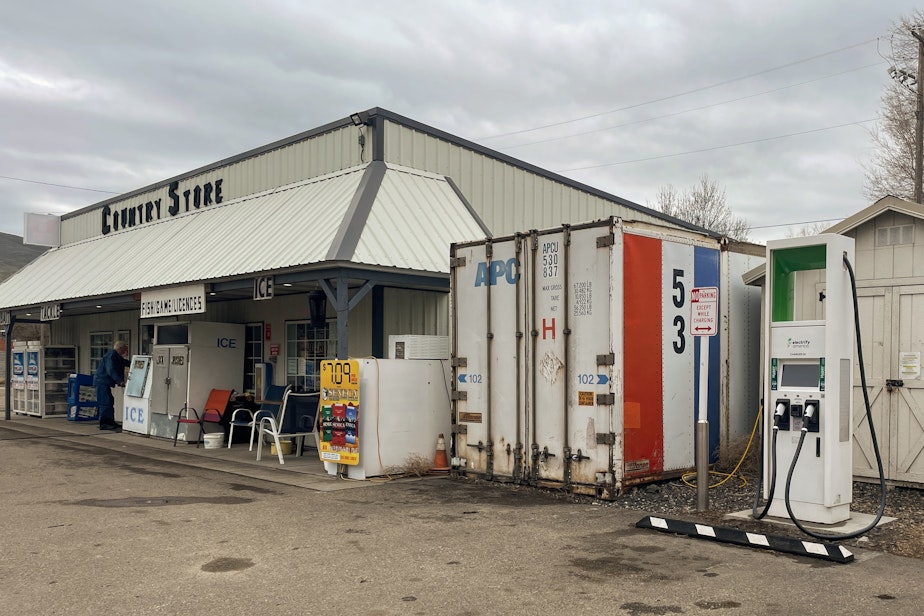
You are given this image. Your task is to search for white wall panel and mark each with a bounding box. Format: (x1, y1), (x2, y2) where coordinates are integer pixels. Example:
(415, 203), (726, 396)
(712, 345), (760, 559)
(383, 122), (678, 237)
(383, 289), (449, 338)
(61, 127), (360, 244)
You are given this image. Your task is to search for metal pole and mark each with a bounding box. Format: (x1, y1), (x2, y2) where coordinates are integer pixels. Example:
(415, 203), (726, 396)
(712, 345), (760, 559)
(4, 318), (14, 420)
(912, 30), (924, 203)
(696, 336), (710, 511)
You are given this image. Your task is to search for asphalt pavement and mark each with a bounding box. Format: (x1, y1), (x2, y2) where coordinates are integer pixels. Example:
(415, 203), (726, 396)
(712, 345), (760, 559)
(2, 414), (923, 615)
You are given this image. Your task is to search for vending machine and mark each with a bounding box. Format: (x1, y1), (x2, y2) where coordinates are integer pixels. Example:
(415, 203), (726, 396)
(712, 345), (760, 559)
(148, 322), (244, 442)
(123, 355), (154, 435)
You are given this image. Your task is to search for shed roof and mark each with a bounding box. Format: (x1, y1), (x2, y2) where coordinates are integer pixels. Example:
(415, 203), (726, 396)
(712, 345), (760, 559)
(741, 195), (924, 286)
(825, 195), (924, 235)
(0, 162), (489, 313)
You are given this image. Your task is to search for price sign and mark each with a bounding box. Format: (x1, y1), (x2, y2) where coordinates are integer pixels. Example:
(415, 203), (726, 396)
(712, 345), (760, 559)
(319, 359), (360, 465)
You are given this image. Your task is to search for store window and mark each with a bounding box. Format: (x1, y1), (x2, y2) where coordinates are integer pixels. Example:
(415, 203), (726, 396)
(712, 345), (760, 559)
(244, 323), (264, 394)
(285, 320), (336, 392)
(90, 329), (132, 373)
(117, 329), (131, 351)
(89, 331), (114, 373)
(140, 323), (155, 355)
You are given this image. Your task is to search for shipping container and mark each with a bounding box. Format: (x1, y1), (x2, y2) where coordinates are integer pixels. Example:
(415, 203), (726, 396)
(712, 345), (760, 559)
(450, 217), (761, 498)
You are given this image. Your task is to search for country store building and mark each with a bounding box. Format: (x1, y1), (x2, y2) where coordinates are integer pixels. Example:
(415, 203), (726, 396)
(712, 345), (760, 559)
(0, 108), (763, 491)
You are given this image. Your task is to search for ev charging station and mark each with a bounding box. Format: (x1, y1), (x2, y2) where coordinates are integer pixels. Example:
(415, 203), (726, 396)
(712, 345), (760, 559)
(763, 234), (855, 525)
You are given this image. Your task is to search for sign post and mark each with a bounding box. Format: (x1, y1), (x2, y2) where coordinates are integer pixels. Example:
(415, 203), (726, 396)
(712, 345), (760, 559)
(691, 286), (718, 511)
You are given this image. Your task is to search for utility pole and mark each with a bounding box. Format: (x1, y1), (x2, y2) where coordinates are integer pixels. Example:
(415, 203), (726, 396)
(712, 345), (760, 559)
(912, 30), (924, 203)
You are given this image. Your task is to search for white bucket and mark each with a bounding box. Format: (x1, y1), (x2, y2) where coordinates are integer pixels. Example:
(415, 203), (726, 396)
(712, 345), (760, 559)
(203, 433), (225, 449)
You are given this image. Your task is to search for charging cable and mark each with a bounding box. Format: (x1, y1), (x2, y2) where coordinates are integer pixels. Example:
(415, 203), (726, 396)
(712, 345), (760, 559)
(751, 402), (786, 519)
(782, 254), (887, 541)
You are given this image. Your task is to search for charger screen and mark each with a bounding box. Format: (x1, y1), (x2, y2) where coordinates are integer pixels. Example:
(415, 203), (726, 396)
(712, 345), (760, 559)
(781, 363), (820, 388)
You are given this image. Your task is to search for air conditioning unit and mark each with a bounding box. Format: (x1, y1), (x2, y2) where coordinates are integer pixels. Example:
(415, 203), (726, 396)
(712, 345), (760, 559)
(388, 335), (450, 360)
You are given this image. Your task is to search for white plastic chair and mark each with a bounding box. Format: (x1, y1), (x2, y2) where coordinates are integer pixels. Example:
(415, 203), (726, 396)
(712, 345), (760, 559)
(227, 384), (291, 450)
(256, 391), (320, 464)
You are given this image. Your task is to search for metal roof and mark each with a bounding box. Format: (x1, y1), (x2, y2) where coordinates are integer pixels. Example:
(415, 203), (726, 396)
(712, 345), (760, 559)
(60, 107), (719, 238)
(0, 163), (488, 312)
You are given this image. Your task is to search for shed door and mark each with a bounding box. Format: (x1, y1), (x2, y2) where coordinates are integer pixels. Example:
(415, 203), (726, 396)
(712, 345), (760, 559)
(851, 285), (924, 484)
(851, 287), (891, 480)
(890, 285), (924, 484)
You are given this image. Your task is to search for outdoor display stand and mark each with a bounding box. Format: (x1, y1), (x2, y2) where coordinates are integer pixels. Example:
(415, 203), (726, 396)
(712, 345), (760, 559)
(66, 373), (98, 421)
(18, 343), (77, 417)
(10, 342), (26, 414)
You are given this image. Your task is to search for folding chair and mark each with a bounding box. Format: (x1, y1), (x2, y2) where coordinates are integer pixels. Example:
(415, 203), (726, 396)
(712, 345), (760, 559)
(174, 388), (235, 447)
(227, 384), (290, 450)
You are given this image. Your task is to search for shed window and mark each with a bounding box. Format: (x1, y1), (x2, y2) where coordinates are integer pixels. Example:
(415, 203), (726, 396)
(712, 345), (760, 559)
(876, 225), (914, 246)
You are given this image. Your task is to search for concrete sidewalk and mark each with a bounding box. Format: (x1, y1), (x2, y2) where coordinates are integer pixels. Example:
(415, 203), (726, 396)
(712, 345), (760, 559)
(0, 411), (374, 492)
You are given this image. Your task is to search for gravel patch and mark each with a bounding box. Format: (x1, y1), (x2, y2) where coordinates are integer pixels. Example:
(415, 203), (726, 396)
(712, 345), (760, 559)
(600, 474), (924, 559)
(458, 469), (924, 559)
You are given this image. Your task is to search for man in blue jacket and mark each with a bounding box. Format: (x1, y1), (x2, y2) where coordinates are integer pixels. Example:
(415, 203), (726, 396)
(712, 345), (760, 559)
(95, 341), (130, 432)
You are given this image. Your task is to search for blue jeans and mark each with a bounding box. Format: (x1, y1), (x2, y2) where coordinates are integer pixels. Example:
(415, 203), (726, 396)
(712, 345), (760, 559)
(95, 382), (115, 425)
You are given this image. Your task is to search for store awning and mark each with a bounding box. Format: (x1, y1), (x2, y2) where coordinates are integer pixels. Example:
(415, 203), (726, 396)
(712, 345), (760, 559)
(0, 162), (490, 312)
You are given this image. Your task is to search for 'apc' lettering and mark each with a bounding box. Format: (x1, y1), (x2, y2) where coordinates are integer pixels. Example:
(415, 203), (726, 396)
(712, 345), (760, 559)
(474, 258), (519, 286)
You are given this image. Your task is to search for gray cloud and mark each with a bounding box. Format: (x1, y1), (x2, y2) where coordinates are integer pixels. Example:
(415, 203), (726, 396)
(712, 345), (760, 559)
(1, 0), (920, 243)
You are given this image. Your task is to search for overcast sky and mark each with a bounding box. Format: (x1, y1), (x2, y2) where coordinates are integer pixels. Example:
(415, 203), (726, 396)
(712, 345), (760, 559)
(1, 1), (921, 244)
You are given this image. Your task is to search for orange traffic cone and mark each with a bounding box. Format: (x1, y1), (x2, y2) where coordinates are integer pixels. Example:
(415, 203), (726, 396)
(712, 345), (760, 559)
(431, 433), (450, 473)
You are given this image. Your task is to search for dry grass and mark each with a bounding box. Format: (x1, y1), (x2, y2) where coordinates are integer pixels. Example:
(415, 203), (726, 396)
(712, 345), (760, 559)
(714, 433), (762, 481)
(383, 453), (432, 478)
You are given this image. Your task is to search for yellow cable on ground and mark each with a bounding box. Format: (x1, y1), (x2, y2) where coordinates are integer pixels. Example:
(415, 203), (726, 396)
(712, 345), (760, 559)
(681, 403), (763, 490)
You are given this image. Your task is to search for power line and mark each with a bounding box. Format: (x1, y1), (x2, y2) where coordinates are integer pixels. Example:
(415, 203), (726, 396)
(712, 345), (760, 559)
(750, 218), (841, 230)
(478, 39), (878, 141)
(0, 174), (121, 195)
(500, 62), (884, 150)
(556, 119), (877, 172)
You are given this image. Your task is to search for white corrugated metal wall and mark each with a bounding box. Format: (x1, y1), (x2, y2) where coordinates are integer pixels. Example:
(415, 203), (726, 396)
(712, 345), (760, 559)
(383, 121), (681, 237)
(62, 126), (361, 244)
(383, 289), (448, 339)
(723, 246), (764, 446)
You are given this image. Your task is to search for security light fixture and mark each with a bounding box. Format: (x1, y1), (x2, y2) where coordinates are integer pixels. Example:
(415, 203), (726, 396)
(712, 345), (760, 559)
(350, 111), (368, 126)
(309, 290), (327, 327)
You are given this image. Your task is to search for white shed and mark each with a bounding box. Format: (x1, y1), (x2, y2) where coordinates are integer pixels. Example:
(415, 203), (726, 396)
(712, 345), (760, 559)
(825, 195), (924, 486)
(745, 195), (924, 486)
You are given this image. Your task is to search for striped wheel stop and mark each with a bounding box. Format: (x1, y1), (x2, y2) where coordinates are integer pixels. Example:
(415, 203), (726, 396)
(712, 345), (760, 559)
(635, 516), (854, 564)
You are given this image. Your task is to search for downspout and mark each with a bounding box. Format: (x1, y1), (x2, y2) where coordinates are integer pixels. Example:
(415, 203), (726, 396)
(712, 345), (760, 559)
(449, 245), (461, 463)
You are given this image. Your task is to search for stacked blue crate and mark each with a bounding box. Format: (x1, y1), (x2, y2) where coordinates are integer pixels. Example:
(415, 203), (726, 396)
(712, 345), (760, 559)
(66, 373), (99, 421)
